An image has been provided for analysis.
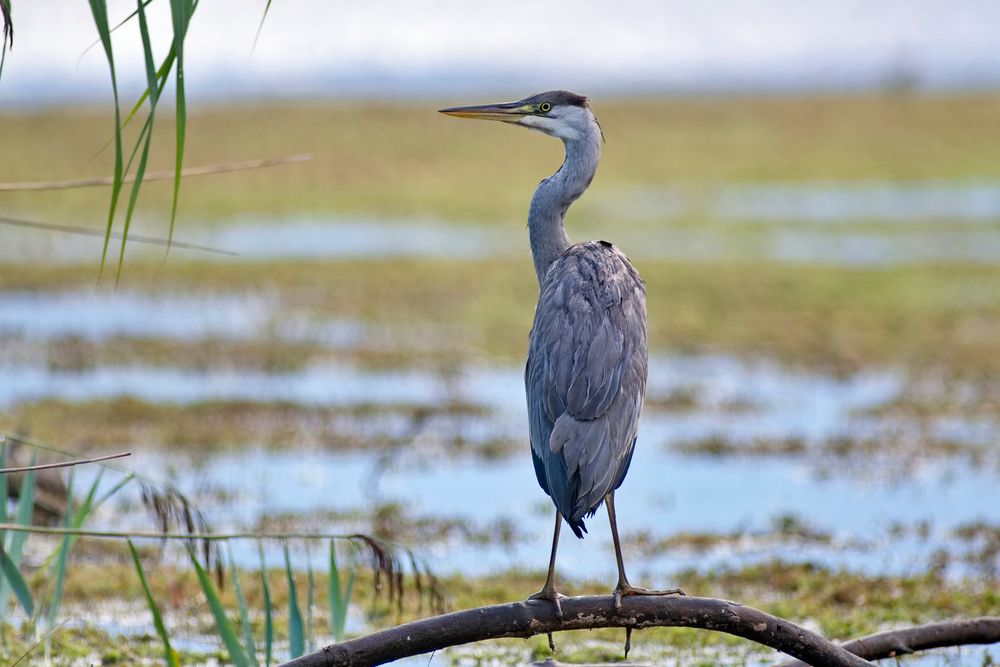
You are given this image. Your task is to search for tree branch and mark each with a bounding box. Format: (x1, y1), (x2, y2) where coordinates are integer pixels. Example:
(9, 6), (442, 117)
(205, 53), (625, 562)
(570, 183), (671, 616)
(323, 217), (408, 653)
(776, 617), (1000, 666)
(0, 153), (312, 191)
(281, 595), (872, 667)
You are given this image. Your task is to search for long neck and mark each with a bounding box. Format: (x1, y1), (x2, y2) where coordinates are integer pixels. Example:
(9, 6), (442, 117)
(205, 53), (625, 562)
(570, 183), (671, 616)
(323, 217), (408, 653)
(528, 127), (601, 284)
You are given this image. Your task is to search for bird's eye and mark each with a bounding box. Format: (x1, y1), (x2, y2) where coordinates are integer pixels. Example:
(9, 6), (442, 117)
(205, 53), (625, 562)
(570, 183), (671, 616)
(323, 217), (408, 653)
(539, 102), (551, 113)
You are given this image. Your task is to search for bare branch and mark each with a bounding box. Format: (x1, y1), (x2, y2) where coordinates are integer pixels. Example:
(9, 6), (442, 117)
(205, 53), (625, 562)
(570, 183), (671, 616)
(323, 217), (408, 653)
(776, 617), (1000, 666)
(0, 523), (354, 542)
(0, 451), (130, 474)
(0, 215), (238, 256)
(280, 595), (872, 667)
(0, 153), (312, 191)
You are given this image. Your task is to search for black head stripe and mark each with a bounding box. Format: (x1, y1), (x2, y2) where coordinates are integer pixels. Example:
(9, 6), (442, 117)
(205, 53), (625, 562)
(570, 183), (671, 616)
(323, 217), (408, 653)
(523, 90), (589, 108)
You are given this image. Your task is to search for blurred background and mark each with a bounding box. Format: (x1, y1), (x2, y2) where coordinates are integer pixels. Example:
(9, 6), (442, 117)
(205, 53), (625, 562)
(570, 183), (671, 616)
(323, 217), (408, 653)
(0, 1), (998, 664)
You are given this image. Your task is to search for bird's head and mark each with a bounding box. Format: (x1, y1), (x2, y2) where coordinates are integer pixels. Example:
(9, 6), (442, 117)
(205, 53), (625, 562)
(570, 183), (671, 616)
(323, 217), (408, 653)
(439, 90), (602, 143)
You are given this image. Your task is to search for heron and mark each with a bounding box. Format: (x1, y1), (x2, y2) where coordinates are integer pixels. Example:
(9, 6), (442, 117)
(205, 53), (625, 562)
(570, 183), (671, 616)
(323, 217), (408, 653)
(440, 91), (684, 612)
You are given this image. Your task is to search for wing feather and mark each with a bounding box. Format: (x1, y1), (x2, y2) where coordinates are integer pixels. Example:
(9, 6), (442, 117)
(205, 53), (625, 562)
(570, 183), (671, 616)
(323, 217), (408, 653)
(525, 241), (648, 537)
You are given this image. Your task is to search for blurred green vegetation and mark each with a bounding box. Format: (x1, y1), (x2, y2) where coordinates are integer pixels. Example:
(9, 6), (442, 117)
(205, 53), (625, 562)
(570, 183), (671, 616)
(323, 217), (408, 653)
(3, 558), (991, 664)
(4, 92), (1000, 224)
(3, 257), (999, 376)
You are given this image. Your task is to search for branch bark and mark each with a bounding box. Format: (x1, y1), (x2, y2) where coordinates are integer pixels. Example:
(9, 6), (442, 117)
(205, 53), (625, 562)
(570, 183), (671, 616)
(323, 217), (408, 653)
(281, 595), (873, 667)
(776, 617), (1000, 666)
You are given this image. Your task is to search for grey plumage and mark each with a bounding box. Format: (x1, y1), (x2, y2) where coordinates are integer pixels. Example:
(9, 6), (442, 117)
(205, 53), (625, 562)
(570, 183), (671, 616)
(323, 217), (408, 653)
(526, 241), (647, 537)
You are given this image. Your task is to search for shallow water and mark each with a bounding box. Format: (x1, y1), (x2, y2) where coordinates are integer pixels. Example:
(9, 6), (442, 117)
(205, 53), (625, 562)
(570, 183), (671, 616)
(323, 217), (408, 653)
(614, 180), (1000, 223)
(77, 440), (997, 585)
(5, 179), (1000, 266)
(713, 180), (1000, 222)
(15, 353), (989, 584)
(0, 290), (367, 346)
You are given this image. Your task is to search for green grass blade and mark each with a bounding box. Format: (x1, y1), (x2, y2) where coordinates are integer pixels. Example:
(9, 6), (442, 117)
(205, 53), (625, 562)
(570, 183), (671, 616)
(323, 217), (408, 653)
(57, 467), (104, 561)
(0, 445), (15, 618)
(0, 0), (11, 81)
(129, 540), (179, 667)
(124, 45), (174, 128)
(283, 544), (304, 658)
(0, 451), (38, 613)
(166, 0), (196, 252)
(228, 546), (258, 667)
(87, 0), (125, 280)
(328, 541), (353, 641)
(89, 45), (172, 162)
(78, 0), (156, 64)
(45, 473), (74, 630)
(115, 0), (159, 284)
(258, 543), (273, 667)
(7, 454), (37, 568)
(251, 0), (273, 54)
(0, 544), (33, 617)
(93, 472), (132, 509)
(343, 570), (355, 635)
(44, 467), (104, 626)
(188, 545), (250, 667)
(306, 552), (315, 651)
(0, 445), (8, 542)
(328, 541), (341, 639)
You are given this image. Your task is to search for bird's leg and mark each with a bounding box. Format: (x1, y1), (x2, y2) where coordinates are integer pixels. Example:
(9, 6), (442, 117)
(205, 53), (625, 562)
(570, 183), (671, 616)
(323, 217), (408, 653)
(528, 509), (566, 620)
(606, 493), (685, 609)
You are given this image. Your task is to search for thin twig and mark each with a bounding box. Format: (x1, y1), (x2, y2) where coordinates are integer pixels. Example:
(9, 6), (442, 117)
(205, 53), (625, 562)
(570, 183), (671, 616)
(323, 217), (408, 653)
(0, 215), (238, 256)
(0, 153), (312, 191)
(3, 433), (138, 481)
(10, 619), (71, 667)
(0, 451), (131, 474)
(0, 524), (359, 542)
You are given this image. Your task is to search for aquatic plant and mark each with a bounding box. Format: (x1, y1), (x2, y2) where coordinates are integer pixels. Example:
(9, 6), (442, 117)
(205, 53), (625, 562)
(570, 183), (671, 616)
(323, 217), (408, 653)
(0, 432), (444, 664)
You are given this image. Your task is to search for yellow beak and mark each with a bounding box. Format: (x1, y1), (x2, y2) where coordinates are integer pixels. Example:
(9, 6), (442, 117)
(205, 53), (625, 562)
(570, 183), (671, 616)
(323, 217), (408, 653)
(438, 101), (528, 123)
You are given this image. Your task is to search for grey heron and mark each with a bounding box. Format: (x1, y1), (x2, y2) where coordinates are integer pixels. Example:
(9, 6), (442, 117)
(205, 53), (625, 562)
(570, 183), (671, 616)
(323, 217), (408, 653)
(440, 92), (683, 611)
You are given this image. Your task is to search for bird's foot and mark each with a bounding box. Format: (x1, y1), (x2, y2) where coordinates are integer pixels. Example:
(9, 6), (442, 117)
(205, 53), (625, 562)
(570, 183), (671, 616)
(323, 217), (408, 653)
(528, 586), (567, 620)
(612, 583), (686, 609)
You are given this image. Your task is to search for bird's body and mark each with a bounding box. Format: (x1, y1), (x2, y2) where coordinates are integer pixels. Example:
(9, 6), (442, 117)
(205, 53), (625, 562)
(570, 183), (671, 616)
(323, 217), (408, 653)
(441, 91), (681, 613)
(526, 240), (646, 538)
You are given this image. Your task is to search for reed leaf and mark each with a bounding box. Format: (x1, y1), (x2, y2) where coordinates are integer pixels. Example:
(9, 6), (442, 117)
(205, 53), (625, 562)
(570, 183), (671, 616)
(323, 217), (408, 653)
(306, 551), (315, 651)
(42, 467), (105, 631)
(284, 544), (304, 658)
(0, 445), (8, 543)
(86, 0), (125, 280)
(78, 0), (155, 64)
(188, 545), (251, 667)
(258, 543), (273, 667)
(0, 0), (11, 81)
(0, 544), (33, 617)
(45, 473), (74, 631)
(55, 468), (103, 562)
(229, 546), (258, 667)
(115, 0), (160, 283)
(0, 454), (36, 614)
(166, 0), (196, 250)
(328, 540), (354, 641)
(124, 45), (174, 129)
(251, 0), (273, 54)
(129, 540), (180, 667)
